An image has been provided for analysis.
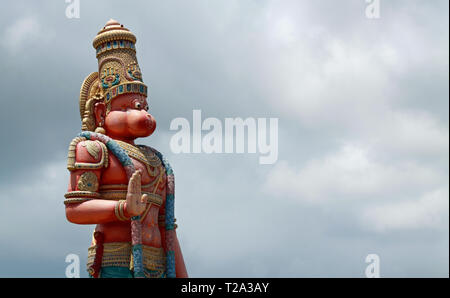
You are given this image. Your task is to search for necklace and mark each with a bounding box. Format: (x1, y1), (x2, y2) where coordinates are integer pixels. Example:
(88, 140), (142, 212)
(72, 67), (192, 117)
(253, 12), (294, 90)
(115, 140), (162, 176)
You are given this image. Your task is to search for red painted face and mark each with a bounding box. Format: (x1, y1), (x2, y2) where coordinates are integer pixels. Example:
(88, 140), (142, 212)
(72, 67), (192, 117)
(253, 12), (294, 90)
(104, 93), (156, 140)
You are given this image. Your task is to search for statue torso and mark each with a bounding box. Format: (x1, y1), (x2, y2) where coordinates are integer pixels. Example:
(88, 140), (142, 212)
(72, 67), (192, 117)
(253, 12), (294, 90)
(94, 142), (167, 248)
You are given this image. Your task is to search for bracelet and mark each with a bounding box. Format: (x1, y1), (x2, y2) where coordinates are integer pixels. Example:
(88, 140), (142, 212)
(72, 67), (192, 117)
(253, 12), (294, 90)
(114, 200), (130, 221)
(119, 200), (129, 221)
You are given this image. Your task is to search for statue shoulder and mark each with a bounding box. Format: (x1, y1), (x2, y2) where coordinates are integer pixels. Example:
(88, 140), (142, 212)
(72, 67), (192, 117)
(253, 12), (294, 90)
(67, 136), (109, 171)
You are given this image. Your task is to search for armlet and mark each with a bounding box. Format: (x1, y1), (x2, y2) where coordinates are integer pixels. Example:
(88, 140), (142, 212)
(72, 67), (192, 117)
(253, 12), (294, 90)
(64, 191), (100, 205)
(67, 137), (109, 171)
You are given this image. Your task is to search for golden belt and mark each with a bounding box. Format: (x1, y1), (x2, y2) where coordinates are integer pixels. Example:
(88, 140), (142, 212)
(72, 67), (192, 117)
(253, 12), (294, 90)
(87, 242), (166, 273)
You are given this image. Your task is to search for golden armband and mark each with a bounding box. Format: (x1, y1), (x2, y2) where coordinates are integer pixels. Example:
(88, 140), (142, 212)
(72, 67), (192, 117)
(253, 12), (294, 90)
(64, 191), (100, 205)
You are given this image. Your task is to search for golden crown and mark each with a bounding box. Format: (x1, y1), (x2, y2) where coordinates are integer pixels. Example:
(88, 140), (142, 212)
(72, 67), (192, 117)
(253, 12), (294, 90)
(79, 19), (148, 131)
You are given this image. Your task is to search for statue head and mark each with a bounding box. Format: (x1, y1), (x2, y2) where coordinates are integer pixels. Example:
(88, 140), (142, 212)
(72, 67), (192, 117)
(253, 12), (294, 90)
(79, 19), (156, 140)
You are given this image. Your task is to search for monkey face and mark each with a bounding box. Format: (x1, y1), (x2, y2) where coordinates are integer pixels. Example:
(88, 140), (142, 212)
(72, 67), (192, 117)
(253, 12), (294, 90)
(104, 93), (156, 140)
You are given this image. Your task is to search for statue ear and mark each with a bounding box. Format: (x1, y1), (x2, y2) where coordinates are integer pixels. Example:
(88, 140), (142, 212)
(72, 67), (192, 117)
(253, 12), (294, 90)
(94, 102), (106, 126)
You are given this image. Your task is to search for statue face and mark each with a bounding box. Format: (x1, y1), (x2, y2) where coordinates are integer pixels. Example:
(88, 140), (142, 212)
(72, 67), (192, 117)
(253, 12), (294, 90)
(104, 93), (156, 140)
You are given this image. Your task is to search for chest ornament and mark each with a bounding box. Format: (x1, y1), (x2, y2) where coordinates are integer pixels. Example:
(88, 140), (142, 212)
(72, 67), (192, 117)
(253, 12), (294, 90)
(115, 140), (162, 176)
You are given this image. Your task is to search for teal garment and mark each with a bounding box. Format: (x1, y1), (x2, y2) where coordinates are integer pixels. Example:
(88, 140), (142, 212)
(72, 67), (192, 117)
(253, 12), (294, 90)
(99, 267), (133, 278)
(89, 267), (166, 278)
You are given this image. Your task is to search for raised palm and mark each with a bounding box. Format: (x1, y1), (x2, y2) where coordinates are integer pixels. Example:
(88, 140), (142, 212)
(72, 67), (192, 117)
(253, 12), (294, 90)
(126, 171), (148, 217)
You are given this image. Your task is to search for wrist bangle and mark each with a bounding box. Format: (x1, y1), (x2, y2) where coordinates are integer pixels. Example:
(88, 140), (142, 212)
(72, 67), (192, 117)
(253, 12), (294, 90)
(115, 200), (130, 221)
(119, 200), (130, 221)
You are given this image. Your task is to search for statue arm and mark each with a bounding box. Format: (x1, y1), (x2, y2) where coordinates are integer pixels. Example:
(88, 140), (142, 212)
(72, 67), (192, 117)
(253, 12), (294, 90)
(65, 196), (131, 225)
(65, 139), (131, 224)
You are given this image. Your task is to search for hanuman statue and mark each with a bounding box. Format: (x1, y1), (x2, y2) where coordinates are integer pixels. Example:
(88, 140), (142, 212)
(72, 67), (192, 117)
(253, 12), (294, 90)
(64, 19), (188, 278)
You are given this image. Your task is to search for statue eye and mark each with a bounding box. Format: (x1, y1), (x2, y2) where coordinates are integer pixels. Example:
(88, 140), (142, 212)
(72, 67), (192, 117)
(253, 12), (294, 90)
(144, 105), (149, 111)
(135, 102), (142, 109)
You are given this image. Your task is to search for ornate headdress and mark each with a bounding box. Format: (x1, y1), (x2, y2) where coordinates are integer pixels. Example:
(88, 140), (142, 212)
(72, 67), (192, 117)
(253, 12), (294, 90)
(79, 19), (148, 131)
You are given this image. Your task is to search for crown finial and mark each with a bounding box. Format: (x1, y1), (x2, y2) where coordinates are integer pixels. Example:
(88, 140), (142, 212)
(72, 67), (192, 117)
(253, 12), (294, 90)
(106, 18), (119, 25)
(104, 19), (121, 29)
(93, 20), (136, 51)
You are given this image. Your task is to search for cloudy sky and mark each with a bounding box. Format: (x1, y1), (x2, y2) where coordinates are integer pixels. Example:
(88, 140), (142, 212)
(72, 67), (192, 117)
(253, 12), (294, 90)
(0, 0), (448, 277)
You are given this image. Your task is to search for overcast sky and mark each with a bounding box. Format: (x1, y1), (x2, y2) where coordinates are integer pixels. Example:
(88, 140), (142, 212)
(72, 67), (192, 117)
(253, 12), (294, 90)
(0, 0), (448, 277)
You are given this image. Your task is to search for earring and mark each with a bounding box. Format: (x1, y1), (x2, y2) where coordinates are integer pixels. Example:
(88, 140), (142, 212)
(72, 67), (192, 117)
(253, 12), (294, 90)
(95, 121), (106, 134)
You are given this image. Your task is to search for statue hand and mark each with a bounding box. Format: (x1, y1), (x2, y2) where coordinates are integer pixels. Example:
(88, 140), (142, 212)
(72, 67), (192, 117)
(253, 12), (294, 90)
(126, 170), (148, 217)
